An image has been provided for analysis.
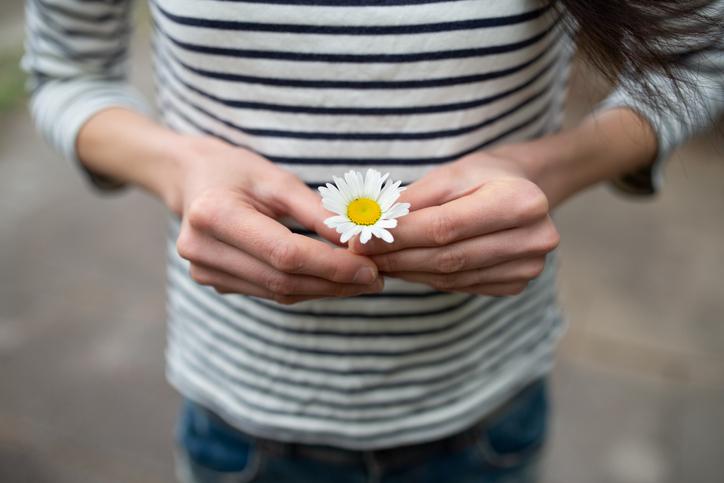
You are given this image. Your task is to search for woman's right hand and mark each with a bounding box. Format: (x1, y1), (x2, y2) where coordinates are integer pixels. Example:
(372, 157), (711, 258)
(163, 135), (383, 304)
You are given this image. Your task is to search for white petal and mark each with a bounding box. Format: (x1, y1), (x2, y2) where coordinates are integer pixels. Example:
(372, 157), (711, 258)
(344, 171), (363, 199)
(323, 215), (349, 228)
(360, 227), (372, 244)
(356, 171), (367, 198)
(322, 198), (347, 215)
(363, 169), (379, 198)
(340, 225), (362, 244)
(322, 183), (347, 205)
(378, 218), (398, 229)
(372, 226), (394, 243)
(332, 175), (354, 203)
(377, 180), (403, 212)
(335, 221), (356, 234)
(384, 202), (410, 219)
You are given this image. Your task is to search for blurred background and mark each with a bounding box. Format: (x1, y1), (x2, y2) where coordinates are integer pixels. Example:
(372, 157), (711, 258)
(1, 2), (723, 483)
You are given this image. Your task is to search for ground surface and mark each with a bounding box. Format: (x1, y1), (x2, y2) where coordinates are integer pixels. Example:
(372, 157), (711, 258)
(1, 5), (723, 483)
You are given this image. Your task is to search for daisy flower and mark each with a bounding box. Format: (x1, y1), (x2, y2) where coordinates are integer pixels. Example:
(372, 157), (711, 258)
(318, 169), (410, 244)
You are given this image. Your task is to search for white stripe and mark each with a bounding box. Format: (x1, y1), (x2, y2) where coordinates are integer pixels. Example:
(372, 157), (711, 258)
(165, 316), (558, 442)
(151, 25), (563, 94)
(153, 46), (565, 132)
(159, 0), (540, 27)
(170, 293), (555, 406)
(150, 2), (556, 55)
(168, 313), (554, 419)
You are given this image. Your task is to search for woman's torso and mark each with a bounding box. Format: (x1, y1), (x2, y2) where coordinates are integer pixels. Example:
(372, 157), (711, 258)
(156, 0), (570, 449)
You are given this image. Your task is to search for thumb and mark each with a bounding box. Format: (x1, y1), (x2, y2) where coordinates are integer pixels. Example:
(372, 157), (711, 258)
(274, 175), (343, 245)
(398, 166), (474, 211)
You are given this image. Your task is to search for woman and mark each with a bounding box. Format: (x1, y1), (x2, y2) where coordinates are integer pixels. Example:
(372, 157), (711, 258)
(23, 0), (723, 481)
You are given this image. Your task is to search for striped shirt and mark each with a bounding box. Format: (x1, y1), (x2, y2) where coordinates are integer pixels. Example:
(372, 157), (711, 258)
(23, 0), (724, 449)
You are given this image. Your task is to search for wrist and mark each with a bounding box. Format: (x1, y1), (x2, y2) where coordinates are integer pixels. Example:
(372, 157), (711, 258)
(490, 107), (658, 208)
(156, 134), (229, 215)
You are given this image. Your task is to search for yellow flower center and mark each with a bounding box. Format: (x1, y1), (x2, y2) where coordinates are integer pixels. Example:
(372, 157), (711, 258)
(347, 198), (382, 226)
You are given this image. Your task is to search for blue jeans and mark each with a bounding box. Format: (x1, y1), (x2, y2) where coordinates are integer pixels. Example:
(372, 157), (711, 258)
(175, 380), (548, 483)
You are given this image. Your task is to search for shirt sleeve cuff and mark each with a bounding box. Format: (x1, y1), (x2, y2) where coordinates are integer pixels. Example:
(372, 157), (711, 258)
(595, 87), (674, 196)
(30, 79), (150, 191)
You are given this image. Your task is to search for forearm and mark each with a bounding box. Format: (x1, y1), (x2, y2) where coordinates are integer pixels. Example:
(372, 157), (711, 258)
(76, 108), (208, 213)
(492, 107), (658, 208)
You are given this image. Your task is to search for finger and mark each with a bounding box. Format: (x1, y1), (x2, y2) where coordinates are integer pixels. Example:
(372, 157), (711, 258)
(179, 227), (383, 293)
(189, 264), (304, 302)
(383, 257), (546, 289)
(273, 174), (344, 245)
(190, 263), (384, 299)
(186, 194), (379, 284)
(397, 169), (478, 211)
(371, 220), (556, 273)
(354, 178), (548, 256)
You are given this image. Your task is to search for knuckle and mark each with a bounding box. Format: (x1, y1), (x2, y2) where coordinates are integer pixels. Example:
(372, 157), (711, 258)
(324, 253), (341, 281)
(504, 282), (528, 296)
(435, 248), (467, 274)
(431, 275), (457, 291)
(532, 222), (560, 254)
(544, 223), (561, 251)
(374, 255), (394, 272)
(187, 190), (223, 231)
(265, 273), (295, 295)
(511, 180), (549, 224)
(189, 265), (212, 286)
(428, 212), (456, 245)
(268, 239), (303, 273)
(176, 230), (200, 261)
(524, 259), (546, 279)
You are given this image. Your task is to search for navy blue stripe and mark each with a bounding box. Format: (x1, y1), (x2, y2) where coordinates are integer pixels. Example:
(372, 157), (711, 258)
(30, 26), (128, 64)
(244, 291), (478, 321)
(155, 16), (560, 63)
(159, 93), (552, 167)
(159, 94), (553, 166)
(153, 1), (551, 35)
(267, 102), (553, 164)
(157, 33), (562, 90)
(158, 49), (559, 115)
(169, 267), (553, 358)
(31, 0), (131, 40)
(169, 262), (480, 324)
(173, 297), (549, 399)
(35, 0), (125, 23)
(170, 278), (553, 377)
(159, 68), (552, 141)
(171, 292), (484, 357)
(171, 306), (550, 415)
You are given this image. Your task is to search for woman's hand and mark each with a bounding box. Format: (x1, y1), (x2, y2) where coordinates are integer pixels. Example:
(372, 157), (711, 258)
(350, 153), (559, 296)
(168, 136), (383, 304)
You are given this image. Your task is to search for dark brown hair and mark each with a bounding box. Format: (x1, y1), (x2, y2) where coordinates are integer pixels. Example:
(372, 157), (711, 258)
(551, 0), (723, 108)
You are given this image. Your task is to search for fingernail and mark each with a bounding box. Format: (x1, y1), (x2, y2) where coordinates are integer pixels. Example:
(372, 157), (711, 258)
(353, 267), (377, 284)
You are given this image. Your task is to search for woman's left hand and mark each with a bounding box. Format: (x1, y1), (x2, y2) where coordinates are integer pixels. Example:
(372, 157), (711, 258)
(349, 152), (560, 296)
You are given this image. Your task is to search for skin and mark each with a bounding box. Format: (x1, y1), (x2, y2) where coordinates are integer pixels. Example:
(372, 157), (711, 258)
(76, 106), (656, 301)
(349, 108), (659, 295)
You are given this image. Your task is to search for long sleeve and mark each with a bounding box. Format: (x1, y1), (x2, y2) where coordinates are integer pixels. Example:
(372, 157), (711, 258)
(597, 4), (724, 195)
(22, 0), (150, 190)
